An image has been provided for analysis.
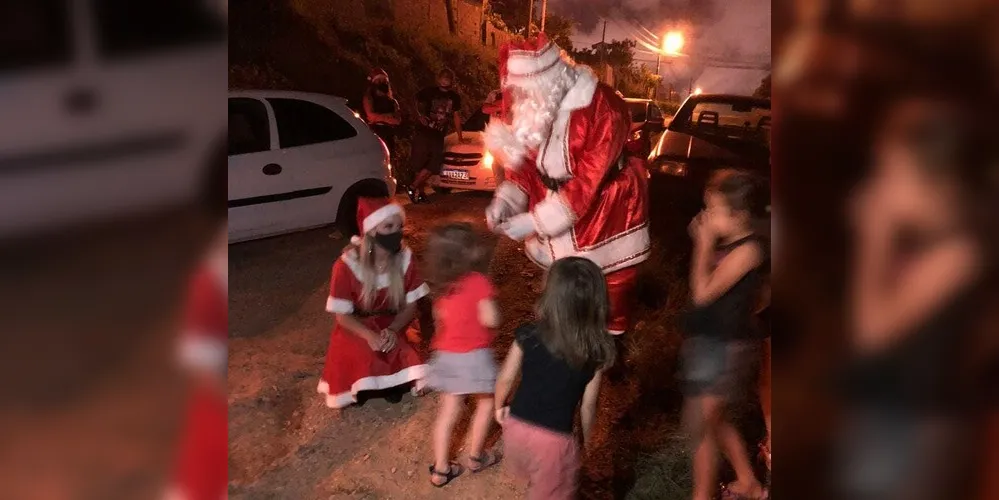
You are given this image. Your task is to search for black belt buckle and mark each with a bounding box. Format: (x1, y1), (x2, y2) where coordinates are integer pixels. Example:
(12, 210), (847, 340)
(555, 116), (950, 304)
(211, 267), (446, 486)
(540, 174), (567, 192)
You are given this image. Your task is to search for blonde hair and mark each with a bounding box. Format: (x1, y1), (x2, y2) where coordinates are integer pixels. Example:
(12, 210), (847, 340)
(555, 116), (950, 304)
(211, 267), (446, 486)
(358, 234), (406, 310)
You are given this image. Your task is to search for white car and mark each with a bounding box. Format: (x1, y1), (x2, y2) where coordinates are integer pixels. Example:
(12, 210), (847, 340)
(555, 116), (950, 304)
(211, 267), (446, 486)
(228, 91), (397, 243)
(432, 110), (499, 193)
(0, 1), (226, 237)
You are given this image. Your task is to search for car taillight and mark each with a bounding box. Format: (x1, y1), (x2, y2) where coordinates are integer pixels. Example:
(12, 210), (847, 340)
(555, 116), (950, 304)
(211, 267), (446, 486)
(659, 161), (687, 177)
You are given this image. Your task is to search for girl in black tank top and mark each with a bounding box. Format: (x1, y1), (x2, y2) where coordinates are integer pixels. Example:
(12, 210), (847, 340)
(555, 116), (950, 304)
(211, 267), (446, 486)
(681, 171), (770, 500)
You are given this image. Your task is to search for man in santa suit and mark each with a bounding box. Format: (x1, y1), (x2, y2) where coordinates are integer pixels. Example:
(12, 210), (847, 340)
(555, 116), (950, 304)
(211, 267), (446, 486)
(485, 34), (650, 335)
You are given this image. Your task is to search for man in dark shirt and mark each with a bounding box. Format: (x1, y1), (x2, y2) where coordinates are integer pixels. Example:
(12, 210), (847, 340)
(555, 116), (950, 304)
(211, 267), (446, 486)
(405, 68), (463, 204)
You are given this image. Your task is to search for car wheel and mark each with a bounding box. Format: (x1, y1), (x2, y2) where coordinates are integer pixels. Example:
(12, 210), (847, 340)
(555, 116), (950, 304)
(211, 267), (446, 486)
(336, 179), (390, 236)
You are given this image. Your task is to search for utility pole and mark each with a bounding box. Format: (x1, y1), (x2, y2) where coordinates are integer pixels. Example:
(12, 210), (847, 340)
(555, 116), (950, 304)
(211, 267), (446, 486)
(539, 0), (547, 32)
(526, 0), (534, 37)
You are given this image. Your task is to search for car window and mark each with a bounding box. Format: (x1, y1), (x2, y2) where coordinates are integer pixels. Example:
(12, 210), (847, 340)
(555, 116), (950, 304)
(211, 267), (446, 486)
(229, 98), (271, 156)
(94, 0), (225, 59)
(267, 98), (358, 149)
(628, 102), (648, 123)
(675, 99), (771, 145)
(649, 104), (663, 121)
(0, 1), (72, 73)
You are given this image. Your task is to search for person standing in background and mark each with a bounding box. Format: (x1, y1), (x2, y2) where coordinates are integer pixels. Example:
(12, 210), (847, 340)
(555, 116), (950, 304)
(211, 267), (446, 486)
(405, 68), (463, 204)
(362, 69), (401, 165)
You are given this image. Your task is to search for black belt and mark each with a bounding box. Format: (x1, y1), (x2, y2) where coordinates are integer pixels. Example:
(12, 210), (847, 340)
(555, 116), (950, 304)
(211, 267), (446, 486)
(539, 150), (628, 193)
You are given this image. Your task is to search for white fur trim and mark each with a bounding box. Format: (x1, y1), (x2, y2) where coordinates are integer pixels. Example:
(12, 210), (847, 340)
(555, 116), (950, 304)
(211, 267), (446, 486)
(495, 181), (529, 212)
(317, 365), (427, 408)
(532, 192), (576, 237)
(608, 329), (625, 335)
(484, 120), (528, 170)
(178, 335), (227, 375)
(560, 66), (599, 111)
(507, 43), (561, 77)
(341, 247), (413, 289)
(326, 297), (355, 314)
(538, 108), (573, 179)
(350, 235), (362, 246)
(405, 283), (430, 303)
(362, 204), (404, 234)
(525, 223), (651, 274)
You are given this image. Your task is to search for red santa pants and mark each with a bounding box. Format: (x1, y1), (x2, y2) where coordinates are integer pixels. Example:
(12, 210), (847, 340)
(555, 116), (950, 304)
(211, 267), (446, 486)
(606, 266), (638, 335)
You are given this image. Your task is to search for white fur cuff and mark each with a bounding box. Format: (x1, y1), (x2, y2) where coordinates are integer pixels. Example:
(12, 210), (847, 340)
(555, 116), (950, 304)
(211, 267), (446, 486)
(495, 182), (529, 212)
(532, 194), (576, 237)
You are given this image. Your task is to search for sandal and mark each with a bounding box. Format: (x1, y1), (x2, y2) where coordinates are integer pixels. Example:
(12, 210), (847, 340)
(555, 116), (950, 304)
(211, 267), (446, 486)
(720, 483), (770, 500)
(428, 462), (464, 487)
(466, 449), (502, 473)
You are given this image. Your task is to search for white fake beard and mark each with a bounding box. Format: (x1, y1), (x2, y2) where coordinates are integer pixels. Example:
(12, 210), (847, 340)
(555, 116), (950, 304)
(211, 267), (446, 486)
(485, 65), (577, 169)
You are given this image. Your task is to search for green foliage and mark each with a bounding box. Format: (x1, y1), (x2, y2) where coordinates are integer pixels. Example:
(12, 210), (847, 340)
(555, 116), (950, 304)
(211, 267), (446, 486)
(570, 39), (637, 69)
(542, 14), (576, 52)
(626, 434), (694, 499)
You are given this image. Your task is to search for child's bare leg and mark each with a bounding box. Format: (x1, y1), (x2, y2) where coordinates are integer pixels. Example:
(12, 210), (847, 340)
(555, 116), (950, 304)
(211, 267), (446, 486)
(465, 395), (494, 461)
(690, 396), (721, 500)
(718, 418), (764, 495)
(433, 393), (464, 482)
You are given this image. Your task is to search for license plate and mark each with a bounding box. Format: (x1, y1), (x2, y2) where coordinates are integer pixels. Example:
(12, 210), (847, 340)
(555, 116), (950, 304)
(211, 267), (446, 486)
(441, 169), (469, 180)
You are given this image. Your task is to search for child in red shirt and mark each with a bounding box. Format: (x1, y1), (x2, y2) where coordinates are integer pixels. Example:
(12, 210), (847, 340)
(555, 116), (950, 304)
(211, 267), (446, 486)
(423, 223), (501, 487)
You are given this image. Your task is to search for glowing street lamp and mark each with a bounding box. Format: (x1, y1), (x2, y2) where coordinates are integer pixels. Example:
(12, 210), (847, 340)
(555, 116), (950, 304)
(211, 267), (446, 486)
(654, 30), (685, 99)
(662, 31), (684, 55)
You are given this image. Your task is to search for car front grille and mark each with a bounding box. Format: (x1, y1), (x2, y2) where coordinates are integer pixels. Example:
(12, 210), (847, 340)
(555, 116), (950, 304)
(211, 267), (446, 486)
(443, 151), (482, 167)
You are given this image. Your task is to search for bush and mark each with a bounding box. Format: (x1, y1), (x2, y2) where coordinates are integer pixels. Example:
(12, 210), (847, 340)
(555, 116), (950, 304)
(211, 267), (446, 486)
(230, 1), (502, 184)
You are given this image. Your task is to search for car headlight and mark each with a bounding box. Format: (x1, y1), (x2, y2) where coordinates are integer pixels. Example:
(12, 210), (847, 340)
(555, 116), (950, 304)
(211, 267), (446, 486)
(658, 160), (687, 177)
(483, 151), (494, 169)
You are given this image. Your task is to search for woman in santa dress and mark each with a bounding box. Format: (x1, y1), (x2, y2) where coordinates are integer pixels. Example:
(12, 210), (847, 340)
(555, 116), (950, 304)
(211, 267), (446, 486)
(318, 197), (430, 408)
(167, 227), (228, 500)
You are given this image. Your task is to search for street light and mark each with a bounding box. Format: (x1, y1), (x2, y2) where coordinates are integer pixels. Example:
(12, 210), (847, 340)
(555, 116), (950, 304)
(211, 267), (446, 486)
(654, 31), (684, 99)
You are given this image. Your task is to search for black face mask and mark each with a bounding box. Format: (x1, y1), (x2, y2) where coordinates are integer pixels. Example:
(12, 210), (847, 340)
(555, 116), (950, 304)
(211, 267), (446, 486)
(375, 82), (389, 94)
(374, 231), (404, 254)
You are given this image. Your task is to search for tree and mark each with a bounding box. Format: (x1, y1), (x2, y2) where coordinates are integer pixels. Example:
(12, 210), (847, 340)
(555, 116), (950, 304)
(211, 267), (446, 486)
(569, 39), (636, 69)
(542, 14), (575, 52)
(754, 74), (771, 99)
(490, 0), (531, 34)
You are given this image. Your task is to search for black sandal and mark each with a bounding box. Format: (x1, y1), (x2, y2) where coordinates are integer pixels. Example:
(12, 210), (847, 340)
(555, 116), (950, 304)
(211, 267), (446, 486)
(467, 449), (502, 473)
(428, 462), (464, 487)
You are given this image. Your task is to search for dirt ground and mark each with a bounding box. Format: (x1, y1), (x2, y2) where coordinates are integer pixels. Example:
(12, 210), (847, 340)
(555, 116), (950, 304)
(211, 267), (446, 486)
(228, 190), (735, 499)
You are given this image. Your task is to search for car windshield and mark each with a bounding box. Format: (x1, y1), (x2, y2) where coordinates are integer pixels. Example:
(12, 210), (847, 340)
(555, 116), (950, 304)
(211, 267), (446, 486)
(627, 101), (648, 123)
(671, 97), (771, 145)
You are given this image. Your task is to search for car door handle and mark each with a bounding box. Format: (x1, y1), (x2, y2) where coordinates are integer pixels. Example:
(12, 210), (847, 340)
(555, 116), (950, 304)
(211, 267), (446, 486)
(262, 163), (282, 175)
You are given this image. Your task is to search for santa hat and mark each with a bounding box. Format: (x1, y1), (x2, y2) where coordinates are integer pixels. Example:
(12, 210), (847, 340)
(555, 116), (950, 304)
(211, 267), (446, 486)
(501, 33), (572, 88)
(352, 197), (404, 244)
(368, 68), (389, 83)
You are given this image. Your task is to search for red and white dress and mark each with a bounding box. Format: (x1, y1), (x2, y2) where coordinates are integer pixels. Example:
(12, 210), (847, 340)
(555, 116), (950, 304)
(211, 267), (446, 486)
(317, 246), (430, 408)
(168, 261), (227, 500)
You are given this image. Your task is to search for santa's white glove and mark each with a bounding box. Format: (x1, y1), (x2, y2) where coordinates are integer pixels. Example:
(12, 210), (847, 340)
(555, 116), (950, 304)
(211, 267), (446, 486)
(485, 199), (514, 231)
(499, 213), (537, 241)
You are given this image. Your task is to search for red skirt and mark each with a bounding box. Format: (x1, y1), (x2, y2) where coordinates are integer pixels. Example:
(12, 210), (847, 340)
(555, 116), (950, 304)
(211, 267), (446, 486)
(317, 326), (427, 408)
(168, 381), (227, 500)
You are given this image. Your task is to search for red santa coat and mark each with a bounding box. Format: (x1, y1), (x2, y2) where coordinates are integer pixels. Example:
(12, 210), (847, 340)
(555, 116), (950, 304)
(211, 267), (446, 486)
(169, 265), (227, 500)
(318, 247), (429, 408)
(495, 72), (650, 274)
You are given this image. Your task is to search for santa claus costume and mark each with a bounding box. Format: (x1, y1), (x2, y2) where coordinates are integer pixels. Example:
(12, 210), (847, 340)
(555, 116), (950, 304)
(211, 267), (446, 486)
(317, 197), (430, 408)
(485, 34), (650, 334)
(167, 229), (228, 500)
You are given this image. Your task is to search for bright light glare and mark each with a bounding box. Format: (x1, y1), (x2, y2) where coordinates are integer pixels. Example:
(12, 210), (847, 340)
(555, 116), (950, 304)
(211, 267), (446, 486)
(662, 31), (684, 55)
(694, 87), (703, 95)
(483, 151), (494, 169)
